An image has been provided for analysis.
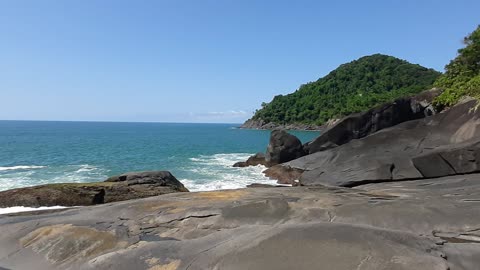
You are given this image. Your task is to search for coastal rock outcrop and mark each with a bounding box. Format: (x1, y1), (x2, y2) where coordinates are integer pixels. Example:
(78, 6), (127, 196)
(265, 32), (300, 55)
(266, 129), (306, 166)
(233, 153), (269, 167)
(233, 130), (306, 168)
(271, 99), (480, 187)
(0, 171), (188, 207)
(1, 174), (480, 269)
(305, 88), (442, 154)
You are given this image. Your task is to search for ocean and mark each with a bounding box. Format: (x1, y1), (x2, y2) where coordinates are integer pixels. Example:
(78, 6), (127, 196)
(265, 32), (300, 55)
(0, 121), (319, 193)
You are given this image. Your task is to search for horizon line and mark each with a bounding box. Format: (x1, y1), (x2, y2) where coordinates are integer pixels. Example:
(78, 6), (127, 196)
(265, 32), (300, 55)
(0, 119), (245, 125)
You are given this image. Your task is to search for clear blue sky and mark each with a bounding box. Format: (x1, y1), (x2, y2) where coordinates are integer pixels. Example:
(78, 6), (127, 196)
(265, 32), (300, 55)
(0, 0), (478, 123)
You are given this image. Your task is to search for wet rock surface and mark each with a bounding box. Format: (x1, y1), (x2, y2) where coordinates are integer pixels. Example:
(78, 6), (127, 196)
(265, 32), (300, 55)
(0, 171), (188, 207)
(1, 174), (480, 269)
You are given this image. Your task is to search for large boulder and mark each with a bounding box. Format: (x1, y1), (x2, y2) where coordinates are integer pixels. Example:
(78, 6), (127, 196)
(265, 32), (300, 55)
(272, 99), (480, 187)
(0, 171), (188, 207)
(306, 88), (442, 154)
(266, 129), (306, 166)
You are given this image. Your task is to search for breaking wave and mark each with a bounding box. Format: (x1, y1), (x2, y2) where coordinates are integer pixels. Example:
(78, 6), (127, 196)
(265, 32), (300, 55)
(0, 164), (108, 191)
(0, 165), (46, 171)
(181, 153), (277, 192)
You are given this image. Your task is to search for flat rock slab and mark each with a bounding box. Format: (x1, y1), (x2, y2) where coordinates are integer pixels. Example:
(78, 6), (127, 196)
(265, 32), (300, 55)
(1, 174), (480, 269)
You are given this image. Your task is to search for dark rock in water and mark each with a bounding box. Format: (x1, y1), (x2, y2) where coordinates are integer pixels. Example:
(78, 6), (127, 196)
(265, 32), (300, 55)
(233, 131), (306, 169)
(273, 99), (480, 187)
(233, 153), (268, 167)
(0, 171), (188, 207)
(105, 171), (186, 187)
(1, 174), (480, 269)
(306, 88), (442, 154)
(232, 161), (248, 167)
(266, 129), (306, 166)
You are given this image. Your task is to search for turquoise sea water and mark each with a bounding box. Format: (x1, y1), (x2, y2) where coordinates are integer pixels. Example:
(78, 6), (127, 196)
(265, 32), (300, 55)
(0, 121), (319, 192)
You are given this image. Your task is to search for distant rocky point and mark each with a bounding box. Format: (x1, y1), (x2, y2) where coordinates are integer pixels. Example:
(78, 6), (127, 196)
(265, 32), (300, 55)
(242, 54), (441, 130)
(240, 119), (324, 130)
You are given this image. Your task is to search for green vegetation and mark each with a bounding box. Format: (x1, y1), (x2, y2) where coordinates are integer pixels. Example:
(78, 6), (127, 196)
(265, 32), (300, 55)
(251, 54), (440, 125)
(433, 25), (480, 109)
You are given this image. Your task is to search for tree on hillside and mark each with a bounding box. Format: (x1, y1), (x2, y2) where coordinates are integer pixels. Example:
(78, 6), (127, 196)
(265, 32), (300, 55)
(434, 25), (480, 108)
(250, 54), (440, 125)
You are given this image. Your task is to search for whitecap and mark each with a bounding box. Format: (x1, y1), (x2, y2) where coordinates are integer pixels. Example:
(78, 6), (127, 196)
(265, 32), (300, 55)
(74, 164), (98, 173)
(182, 153), (279, 192)
(0, 165), (46, 171)
(0, 164), (109, 191)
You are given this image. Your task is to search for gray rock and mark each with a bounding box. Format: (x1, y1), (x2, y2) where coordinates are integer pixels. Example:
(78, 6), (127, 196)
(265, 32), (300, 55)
(273, 99), (480, 187)
(1, 174), (480, 269)
(233, 153), (268, 167)
(263, 164), (304, 185)
(306, 88), (442, 154)
(413, 140), (480, 176)
(0, 171), (188, 207)
(266, 129), (306, 166)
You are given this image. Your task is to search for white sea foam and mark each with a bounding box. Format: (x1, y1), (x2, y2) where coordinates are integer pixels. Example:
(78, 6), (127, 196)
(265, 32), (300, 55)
(0, 165), (46, 171)
(74, 164), (99, 173)
(0, 206), (69, 215)
(0, 153), (277, 198)
(0, 164), (109, 191)
(182, 153), (278, 192)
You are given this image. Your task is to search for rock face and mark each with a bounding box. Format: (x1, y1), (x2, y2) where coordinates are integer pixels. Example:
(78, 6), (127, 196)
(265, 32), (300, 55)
(272, 99), (480, 187)
(412, 140), (480, 177)
(263, 165), (304, 185)
(0, 171), (188, 207)
(306, 88), (441, 154)
(265, 129), (306, 166)
(1, 175), (480, 269)
(233, 130), (307, 169)
(233, 153), (269, 167)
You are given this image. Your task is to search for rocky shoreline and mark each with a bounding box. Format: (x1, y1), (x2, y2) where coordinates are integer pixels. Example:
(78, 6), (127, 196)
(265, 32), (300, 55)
(0, 171), (188, 208)
(239, 118), (326, 131)
(1, 89), (480, 269)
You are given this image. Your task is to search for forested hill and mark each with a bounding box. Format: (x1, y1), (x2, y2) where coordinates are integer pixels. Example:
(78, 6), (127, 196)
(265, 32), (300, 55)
(247, 54), (441, 126)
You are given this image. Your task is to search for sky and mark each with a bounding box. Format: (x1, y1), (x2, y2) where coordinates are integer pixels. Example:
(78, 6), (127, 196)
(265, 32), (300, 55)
(0, 0), (479, 123)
